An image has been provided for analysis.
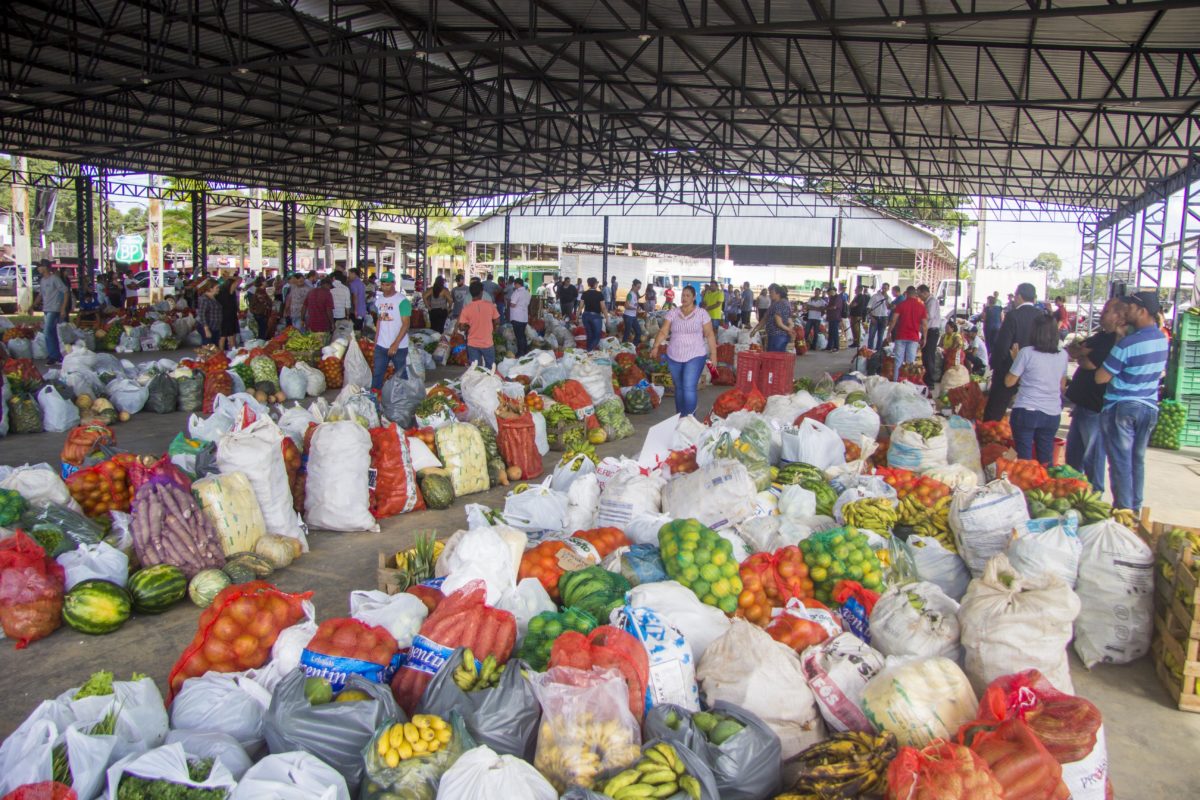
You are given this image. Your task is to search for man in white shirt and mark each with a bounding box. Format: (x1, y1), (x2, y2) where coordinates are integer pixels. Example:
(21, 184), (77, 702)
(508, 278), (532, 356)
(330, 271), (352, 321)
(866, 283), (891, 350)
(917, 284), (943, 388)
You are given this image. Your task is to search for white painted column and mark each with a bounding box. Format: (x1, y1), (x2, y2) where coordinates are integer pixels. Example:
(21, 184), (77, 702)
(12, 157), (34, 312)
(147, 174), (164, 302)
(248, 189), (263, 274)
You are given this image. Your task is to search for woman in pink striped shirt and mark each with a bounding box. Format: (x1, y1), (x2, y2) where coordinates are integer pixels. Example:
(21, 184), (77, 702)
(650, 285), (719, 417)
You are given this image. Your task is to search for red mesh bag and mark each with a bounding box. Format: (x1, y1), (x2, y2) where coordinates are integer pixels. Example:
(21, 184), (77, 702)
(550, 380), (599, 429)
(497, 413), (543, 480)
(2, 783), (78, 800)
(887, 741), (1005, 799)
(795, 402), (837, 425)
(992, 458), (1049, 490)
(127, 455), (192, 494)
(743, 386), (766, 413)
(548, 626), (650, 720)
(979, 442), (1014, 468)
(976, 419), (1014, 447)
(947, 381), (985, 420)
(957, 718), (1070, 800)
(712, 365), (736, 386)
(66, 456), (136, 517)
(390, 581), (516, 713)
(0, 532), (65, 649)
(715, 343), (736, 367)
(765, 598), (839, 652)
(573, 527), (630, 559)
(201, 369), (233, 414)
(168, 581), (311, 699)
(368, 424), (424, 518)
(281, 436), (307, 513)
(711, 388), (747, 418)
(739, 545), (813, 610)
(59, 424), (115, 469)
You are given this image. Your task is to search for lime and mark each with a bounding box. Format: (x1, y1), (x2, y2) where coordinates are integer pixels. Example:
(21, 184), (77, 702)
(681, 529), (701, 544)
(682, 565), (701, 583)
(692, 580), (711, 598)
(720, 561), (740, 578)
(700, 563), (721, 582)
(695, 549), (712, 565)
(816, 553), (833, 568)
(702, 594), (718, 607)
(833, 545), (851, 561)
(710, 550), (728, 567)
(712, 578), (731, 597)
(810, 566), (827, 583)
(848, 550), (864, 565)
(717, 595), (738, 614)
(676, 551), (694, 568)
(848, 564), (864, 580)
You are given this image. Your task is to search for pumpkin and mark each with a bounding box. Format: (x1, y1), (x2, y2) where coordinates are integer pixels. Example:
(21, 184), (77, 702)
(506, 465), (523, 481)
(419, 470), (456, 510)
(254, 534), (300, 568)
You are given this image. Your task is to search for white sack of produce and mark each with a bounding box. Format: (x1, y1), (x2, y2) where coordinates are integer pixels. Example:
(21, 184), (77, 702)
(106, 742), (238, 800)
(661, 459), (756, 531)
(876, 381), (934, 425)
(231, 750), (350, 800)
(437, 525), (525, 585)
(564, 472), (600, 533)
(944, 415), (986, 482)
(860, 656), (977, 748)
(304, 421), (378, 532)
(869, 581), (963, 663)
(502, 483), (569, 535)
(800, 632), (886, 733)
(1006, 514), (1083, 588)
(570, 359), (615, 403)
(958, 553), (1081, 694)
(780, 418), (846, 470)
(164, 730), (253, 781)
(105, 377), (150, 414)
(0, 463), (81, 512)
(294, 361), (327, 397)
(629, 581), (731, 662)
(349, 590), (428, 648)
(460, 365), (504, 430)
(341, 336), (373, 389)
(950, 478), (1029, 577)
(169, 671), (272, 752)
(918, 463), (979, 493)
(905, 535), (972, 601)
(596, 466), (665, 530)
(436, 526), (518, 604)
(192, 472), (268, 556)
(1073, 519), (1155, 668)
(697, 618), (825, 760)
(57, 541), (129, 590)
(279, 366), (307, 400)
(887, 416), (949, 472)
(824, 401), (881, 441)
(436, 744), (559, 799)
(36, 385), (80, 432)
(217, 418), (308, 550)
(435, 423), (491, 496)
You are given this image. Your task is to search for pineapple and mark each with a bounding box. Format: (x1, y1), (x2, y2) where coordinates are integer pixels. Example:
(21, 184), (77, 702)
(392, 532), (442, 591)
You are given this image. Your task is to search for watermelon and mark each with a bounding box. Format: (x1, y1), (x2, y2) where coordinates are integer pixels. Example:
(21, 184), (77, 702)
(127, 564), (187, 613)
(624, 388), (653, 415)
(63, 579), (133, 634)
(801, 477), (840, 517)
(419, 471), (455, 510)
(189, 569), (232, 607)
(777, 462), (826, 485)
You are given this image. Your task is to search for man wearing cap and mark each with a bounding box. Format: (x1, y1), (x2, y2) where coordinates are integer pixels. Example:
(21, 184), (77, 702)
(1094, 291), (1169, 512)
(984, 282), (1044, 421)
(371, 272), (412, 392)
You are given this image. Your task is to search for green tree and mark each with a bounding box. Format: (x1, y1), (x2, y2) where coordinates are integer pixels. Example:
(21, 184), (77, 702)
(1029, 251), (1063, 286)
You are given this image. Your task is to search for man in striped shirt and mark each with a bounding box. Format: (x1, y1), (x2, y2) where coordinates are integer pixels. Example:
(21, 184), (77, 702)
(1095, 291), (1169, 512)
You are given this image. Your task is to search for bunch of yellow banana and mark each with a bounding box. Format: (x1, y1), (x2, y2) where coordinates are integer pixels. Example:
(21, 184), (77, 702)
(601, 742), (702, 800)
(783, 730), (897, 799)
(1112, 508), (1138, 529)
(371, 715), (452, 767)
(842, 498), (898, 534)
(451, 648), (504, 692)
(535, 712), (641, 793)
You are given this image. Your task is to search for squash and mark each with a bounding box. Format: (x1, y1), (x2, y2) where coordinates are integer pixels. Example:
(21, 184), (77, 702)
(225, 551), (276, 578)
(222, 562), (256, 584)
(419, 469), (456, 510)
(254, 534), (300, 569)
(506, 465), (523, 482)
(189, 569), (232, 607)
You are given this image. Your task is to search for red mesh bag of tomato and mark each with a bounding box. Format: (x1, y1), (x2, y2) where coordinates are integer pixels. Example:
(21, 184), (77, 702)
(390, 580), (516, 713)
(956, 717), (1070, 799)
(300, 617), (401, 691)
(976, 418), (1014, 447)
(765, 597), (842, 652)
(795, 402), (837, 425)
(711, 388), (747, 418)
(167, 581), (312, 699)
(548, 626), (650, 720)
(0, 532), (65, 649)
(319, 356), (343, 390)
(886, 741), (1005, 799)
(66, 455), (136, 517)
(1043, 477), (1091, 499)
(201, 369), (233, 414)
(973, 670), (1112, 799)
(992, 457), (1049, 490)
(497, 413), (543, 480)
(2, 783), (78, 800)
(573, 527), (630, 559)
(550, 380), (599, 429)
(738, 546), (814, 618)
(368, 424), (425, 518)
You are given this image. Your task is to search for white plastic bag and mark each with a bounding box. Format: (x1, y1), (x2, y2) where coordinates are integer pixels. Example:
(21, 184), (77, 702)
(564, 472), (600, 533)
(349, 590), (429, 648)
(435, 745), (558, 800)
(660, 460), (756, 531)
(596, 467), (665, 530)
(906, 535), (972, 601)
(1006, 513), (1083, 588)
(0, 463), (82, 511)
(780, 418), (846, 469)
(959, 553), (1082, 694)
(57, 541), (129, 590)
(170, 671), (272, 752)
(613, 604), (701, 711)
(944, 415), (985, 481)
(918, 463), (979, 493)
(0, 717), (113, 798)
(165, 730), (253, 781)
(437, 526), (518, 604)
(778, 485), (818, 520)
(232, 751), (351, 800)
(460, 365), (504, 430)
(629, 581), (731, 663)
(216, 418), (308, 549)
(860, 656), (977, 747)
(305, 420), (378, 532)
(278, 404), (320, 445)
(869, 581), (963, 663)
(824, 402), (880, 442)
(502, 483), (569, 534)
(341, 335), (373, 389)
(1073, 519), (1154, 668)
(36, 385), (80, 432)
(878, 382), (934, 425)
(497, 578), (558, 646)
(949, 478), (1030, 577)
(279, 366), (308, 400)
(624, 511), (673, 548)
(295, 361), (327, 397)
(800, 632), (886, 733)
(328, 385), (381, 429)
(550, 452), (596, 493)
(105, 377), (149, 414)
(570, 359), (614, 404)
(697, 619), (825, 759)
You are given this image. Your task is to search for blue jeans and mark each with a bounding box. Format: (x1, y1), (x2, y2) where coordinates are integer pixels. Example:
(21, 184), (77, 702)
(1066, 405), (1107, 492)
(667, 355), (707, 418)
(371, 345), (408, 391)
(1102, 401), (1158, 511)
(43, 311), (62, 363)
(892, 339), (918, 380)
(511, 320), (528, 356)
(467, 345), (495, 369)
(1011, 407), (1060, 465)
(868, 317), (888, 350)
(827, 319), (841, 350)
(582, 312), (604, 351)
(804, 319), (821, 345)
(623, 315), (641, 346)
(766, 331), (791, 353)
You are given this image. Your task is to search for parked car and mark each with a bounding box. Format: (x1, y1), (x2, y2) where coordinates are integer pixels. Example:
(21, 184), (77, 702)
(0, 265), (38, 312)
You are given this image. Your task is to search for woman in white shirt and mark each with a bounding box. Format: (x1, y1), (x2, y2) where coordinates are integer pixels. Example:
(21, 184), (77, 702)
(623, 279), (642, 345)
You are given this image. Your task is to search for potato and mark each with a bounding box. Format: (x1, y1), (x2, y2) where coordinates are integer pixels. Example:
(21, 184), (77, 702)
(118, 411), (131, 422)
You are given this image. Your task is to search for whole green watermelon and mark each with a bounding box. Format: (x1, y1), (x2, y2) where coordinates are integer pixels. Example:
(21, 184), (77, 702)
(63, 580), (132, 634)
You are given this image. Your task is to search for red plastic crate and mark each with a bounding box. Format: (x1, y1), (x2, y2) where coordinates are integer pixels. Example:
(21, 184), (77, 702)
(757, 352), (796, 396)
(735, 351), (761, 393)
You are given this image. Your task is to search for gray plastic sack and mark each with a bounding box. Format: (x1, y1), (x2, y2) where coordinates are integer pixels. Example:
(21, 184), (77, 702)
(176, 372), (205, 413)
(145, 372), (179, 414)
(263, 668), (401, 795)
(417, 648), (541, 760)
(381, 373), (426, 428)
(643, 702), (782, 800)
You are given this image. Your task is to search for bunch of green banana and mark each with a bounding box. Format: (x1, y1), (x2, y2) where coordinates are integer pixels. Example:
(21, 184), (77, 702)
(843, 498), (899, 534)
(1067, 489), (1113, 523)
(786, 730), (898, 799)
(451, 648), (504, 692)
(899, 417), (944, 441)
(601, 742), (702, 800)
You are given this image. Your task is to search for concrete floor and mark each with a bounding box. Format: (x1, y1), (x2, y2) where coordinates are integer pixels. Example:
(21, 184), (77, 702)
(2, 347), (1199, 793)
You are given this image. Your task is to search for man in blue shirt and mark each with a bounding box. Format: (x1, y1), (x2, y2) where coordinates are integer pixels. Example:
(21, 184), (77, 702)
(1095, 291), (1169, 512)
